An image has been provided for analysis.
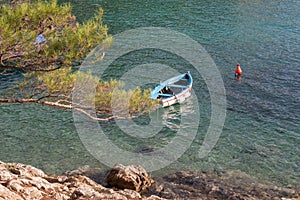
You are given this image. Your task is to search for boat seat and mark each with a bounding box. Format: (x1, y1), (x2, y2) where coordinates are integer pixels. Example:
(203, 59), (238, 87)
(158, 93), (174, 97)
(166, 84), (188, 89)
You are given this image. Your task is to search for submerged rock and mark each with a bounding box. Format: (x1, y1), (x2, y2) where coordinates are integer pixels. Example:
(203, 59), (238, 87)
(146, 170), (300, 200)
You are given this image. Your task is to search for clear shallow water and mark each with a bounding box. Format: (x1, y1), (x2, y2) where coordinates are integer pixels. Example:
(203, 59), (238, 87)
(0, 0), (299, 187)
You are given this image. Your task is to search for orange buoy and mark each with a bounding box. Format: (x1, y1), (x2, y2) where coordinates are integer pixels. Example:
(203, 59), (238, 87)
(235, 64), (242, 80)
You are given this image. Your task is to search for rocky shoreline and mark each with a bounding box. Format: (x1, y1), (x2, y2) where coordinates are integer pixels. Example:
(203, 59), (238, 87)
(0, 161), (299, 200)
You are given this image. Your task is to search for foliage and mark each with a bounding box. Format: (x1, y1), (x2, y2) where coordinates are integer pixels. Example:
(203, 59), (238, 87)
(0, 0), (111, 70)
(15, 68), (159, 119)
(0, 0), (158, 120)
(110, 86), (158, 117)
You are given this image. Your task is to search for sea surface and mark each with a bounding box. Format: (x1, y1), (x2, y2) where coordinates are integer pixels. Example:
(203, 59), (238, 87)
(0, 0), (299, 188)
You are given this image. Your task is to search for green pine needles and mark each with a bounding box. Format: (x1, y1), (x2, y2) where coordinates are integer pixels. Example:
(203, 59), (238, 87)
(0, 0), (110, 70)
(0, 1), (158, 120)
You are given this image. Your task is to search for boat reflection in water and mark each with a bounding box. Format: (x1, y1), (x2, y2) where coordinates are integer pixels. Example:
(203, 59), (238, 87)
(153, 95), (197, 131)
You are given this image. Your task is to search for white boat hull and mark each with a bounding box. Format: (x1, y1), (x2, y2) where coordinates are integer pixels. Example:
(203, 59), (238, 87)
(150, 72), (193, 107)
(161, 87), (192, 107)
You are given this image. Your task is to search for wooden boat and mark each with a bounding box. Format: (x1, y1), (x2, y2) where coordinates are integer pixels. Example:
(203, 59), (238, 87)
(150, 71), (193, 107)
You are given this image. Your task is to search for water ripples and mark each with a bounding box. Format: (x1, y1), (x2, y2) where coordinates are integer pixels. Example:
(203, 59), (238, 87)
(0, 0), (298, 187)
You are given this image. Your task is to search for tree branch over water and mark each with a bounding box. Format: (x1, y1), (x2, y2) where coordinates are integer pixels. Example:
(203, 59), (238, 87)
(0, 0), (158, 120)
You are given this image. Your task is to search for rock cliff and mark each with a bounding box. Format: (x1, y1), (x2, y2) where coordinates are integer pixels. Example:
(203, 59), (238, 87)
(0, 161), (162, 200)
(0, 161), (299, 200)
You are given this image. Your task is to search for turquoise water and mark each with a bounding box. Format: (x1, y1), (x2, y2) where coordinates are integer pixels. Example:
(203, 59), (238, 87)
(1, 0), (299, 187)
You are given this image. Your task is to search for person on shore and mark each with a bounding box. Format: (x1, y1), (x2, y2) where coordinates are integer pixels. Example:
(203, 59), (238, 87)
(235, 63), (242, 80)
